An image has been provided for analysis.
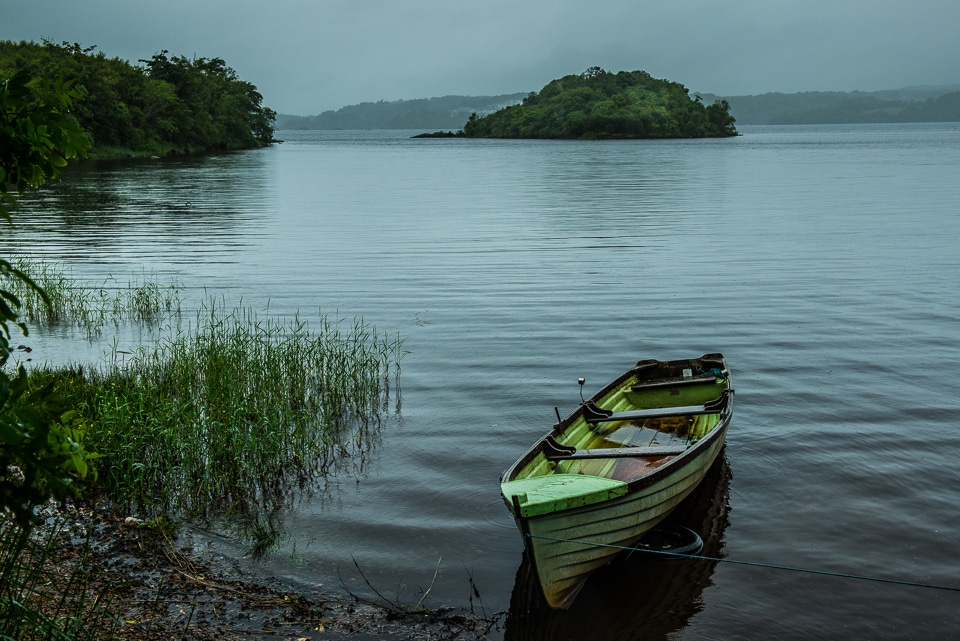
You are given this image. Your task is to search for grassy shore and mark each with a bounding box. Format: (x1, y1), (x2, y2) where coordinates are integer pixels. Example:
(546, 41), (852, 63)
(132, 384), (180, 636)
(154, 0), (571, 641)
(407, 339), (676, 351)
(2, 256), (414, 639)
(27, 301), (403, 543)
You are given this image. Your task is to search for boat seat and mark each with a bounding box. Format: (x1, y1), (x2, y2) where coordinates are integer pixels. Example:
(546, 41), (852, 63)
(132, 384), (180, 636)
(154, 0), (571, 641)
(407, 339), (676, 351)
(630, 374), (723, 391)
(542, 435), (688, 461)
(582, 392), (728, 424)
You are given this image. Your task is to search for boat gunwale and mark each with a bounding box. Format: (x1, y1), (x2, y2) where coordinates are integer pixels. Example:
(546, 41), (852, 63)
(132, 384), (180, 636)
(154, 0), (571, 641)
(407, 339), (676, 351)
(504, 408), (731, 518)
(499, 353), (732, 609)
(500, 354), (731, 494)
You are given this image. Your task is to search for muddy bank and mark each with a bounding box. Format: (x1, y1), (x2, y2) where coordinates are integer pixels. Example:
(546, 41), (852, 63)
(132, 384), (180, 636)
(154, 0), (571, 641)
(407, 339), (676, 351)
(41, 504), (503, 641)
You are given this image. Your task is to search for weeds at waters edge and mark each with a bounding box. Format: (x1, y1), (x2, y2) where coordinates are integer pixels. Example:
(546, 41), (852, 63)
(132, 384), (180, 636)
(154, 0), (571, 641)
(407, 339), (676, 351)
(4, 255), (183, 337)
(0, 511), (117, 641)
(340, 556), (505, 638)
(26, 298), (405, 548)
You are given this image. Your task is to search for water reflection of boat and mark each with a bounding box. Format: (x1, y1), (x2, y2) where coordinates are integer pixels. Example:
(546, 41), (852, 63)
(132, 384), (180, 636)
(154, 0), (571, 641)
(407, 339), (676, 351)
(500, 354), (733, 608)
(503, 452), (732, 641)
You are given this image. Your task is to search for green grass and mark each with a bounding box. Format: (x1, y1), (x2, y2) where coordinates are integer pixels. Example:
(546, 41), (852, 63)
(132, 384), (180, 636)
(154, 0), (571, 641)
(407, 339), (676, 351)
(28, 298), (403, 544)
(4, 255), (183, 337)
(0, 516), (116, 641)
(8, 253), (403, 549)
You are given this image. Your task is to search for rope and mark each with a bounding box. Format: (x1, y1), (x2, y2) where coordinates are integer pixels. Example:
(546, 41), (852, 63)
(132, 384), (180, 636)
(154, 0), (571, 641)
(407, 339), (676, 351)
(525, 533), (960, 593)
(697, 366), (725, 378)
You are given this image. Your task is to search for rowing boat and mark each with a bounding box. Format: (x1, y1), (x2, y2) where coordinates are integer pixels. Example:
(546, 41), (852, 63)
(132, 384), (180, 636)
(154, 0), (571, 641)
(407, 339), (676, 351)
(500, 353), (733, 608)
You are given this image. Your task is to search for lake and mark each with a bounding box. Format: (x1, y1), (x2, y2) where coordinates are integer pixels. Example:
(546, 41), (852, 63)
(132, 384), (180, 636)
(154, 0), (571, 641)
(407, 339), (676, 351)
(5, 123), (960, 640)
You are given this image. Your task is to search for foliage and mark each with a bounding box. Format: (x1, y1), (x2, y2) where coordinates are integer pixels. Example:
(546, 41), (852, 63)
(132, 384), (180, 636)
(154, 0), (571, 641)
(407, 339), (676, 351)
(0, 69), (97, 530)
(461, 67), (737, 139)
(0, 69), (89, 221)
(0, 517), (116, 641)
(26, 300), (403, 545)
(0, 40), (276, 155)
(0, 65), (105, 641)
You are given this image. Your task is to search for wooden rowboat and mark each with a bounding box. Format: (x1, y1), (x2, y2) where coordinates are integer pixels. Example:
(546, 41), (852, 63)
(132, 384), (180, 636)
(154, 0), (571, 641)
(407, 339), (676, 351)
(500, 353), (733, 609)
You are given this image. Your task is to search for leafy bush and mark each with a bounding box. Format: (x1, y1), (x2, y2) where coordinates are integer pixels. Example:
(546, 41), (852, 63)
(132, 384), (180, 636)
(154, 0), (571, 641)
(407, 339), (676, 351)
(0, 69), (97, 529)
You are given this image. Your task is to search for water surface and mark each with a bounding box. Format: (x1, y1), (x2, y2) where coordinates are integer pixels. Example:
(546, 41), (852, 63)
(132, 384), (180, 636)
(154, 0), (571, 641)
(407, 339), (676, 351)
(6, 123), (960, 640)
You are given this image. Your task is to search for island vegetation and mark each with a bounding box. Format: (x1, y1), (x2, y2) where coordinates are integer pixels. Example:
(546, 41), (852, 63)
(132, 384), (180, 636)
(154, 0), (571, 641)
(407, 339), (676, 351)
(0, 39), (276, 157)
(459, 67), (737, 139)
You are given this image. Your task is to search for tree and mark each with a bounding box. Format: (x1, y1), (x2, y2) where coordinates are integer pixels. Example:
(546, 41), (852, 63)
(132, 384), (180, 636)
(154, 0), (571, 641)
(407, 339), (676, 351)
(462, 67), (738, 139)
(0, 69), (97, 529)
(0, 40), (276, 155)
(706, 99), (738, 136)
(141, 50), (276, 150)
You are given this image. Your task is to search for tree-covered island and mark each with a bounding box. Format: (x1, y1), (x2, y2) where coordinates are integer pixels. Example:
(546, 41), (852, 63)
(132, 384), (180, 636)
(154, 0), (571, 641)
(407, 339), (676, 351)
(461, 67), (737, 139)
(0, 39), (276, 157)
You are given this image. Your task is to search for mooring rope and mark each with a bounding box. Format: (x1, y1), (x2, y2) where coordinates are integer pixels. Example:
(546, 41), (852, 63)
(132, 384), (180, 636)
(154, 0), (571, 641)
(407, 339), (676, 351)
(525, 533), (960, 593)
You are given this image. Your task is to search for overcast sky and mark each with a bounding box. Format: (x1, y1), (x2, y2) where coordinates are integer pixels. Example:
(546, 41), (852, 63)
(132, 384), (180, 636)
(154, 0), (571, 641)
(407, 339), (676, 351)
(3, 0), (958, 115)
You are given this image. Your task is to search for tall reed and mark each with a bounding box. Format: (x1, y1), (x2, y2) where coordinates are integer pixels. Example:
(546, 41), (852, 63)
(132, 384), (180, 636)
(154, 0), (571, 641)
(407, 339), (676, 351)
(4, 255), (183, 336)
(0, 516), (116, 641)
(29, 298), (404, 543)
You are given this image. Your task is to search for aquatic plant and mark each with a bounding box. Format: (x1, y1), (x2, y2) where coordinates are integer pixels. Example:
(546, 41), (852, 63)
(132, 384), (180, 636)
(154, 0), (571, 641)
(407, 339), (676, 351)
(4, 255), (183, 336)
(27, 298), (403, 543)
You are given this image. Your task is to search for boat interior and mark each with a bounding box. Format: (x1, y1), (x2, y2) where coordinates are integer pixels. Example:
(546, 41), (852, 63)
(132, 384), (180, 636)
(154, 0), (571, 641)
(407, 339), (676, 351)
(522, 365), (730, 484)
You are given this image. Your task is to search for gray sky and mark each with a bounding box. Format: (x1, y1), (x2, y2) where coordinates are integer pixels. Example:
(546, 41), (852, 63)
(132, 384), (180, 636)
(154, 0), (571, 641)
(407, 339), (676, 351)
(3, 0), (958, 115)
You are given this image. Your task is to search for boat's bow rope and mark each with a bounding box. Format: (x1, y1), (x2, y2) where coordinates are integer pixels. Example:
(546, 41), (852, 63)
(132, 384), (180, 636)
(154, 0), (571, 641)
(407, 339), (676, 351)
(524, 533), (960, 593)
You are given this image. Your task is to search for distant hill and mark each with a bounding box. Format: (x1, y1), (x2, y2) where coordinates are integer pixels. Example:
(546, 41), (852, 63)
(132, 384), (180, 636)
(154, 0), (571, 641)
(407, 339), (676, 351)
(275, 93), (526, 130)
(279, 84), (960, 131)
(699, 86), (960, 125)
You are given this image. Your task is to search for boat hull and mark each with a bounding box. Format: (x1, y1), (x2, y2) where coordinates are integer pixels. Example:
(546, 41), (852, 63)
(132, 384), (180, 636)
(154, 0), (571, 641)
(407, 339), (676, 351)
(520, 423), (727, 608)
(501, 353), (732, 608)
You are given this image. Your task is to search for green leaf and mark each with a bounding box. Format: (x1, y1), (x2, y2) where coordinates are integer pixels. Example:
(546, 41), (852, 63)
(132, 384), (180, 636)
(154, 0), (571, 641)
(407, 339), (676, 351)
(0, 420), (25, 445)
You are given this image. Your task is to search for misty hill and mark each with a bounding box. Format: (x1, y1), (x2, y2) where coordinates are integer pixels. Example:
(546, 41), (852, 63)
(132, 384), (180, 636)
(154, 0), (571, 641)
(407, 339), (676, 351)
(700, 86), (960, 125)
(279, 84), (960, 131)
(275, 93), (526, 130)
(462, 67), (737, 139)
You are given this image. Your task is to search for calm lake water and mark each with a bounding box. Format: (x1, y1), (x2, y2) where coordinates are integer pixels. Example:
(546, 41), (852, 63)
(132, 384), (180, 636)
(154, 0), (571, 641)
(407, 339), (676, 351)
(6, 123), (960, 640)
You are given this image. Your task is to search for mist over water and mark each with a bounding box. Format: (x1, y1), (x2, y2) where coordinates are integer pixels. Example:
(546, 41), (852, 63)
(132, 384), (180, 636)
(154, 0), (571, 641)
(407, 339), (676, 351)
(6, 123), (960, 639)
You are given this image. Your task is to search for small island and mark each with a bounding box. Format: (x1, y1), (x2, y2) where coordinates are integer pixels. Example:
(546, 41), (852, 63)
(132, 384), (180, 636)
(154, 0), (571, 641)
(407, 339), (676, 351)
(460, 67), (737, 139)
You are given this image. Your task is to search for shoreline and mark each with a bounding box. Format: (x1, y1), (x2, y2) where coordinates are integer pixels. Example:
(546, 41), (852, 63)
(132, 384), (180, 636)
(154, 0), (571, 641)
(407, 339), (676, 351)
(34, 503), (504, 641)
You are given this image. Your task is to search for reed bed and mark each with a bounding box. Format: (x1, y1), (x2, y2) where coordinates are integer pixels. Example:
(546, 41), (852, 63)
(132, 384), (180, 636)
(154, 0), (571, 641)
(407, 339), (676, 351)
(4, 255), (183, 336)
(28, 299), (403, 543)
(3, 255), (403, 637)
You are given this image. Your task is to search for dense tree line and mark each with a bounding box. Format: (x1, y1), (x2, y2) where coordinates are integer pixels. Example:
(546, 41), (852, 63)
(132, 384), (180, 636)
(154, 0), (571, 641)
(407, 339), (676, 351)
(461, 67), (737, 139)
(0, 40), (275, 155)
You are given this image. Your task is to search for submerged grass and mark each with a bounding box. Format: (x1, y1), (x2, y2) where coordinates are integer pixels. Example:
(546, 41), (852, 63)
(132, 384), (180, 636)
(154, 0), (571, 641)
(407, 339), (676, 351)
(4, 255), (183, 336)
(10, 255), (404, 545)
(5, 254), (404, 640)
(29, 298), (403, 542)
